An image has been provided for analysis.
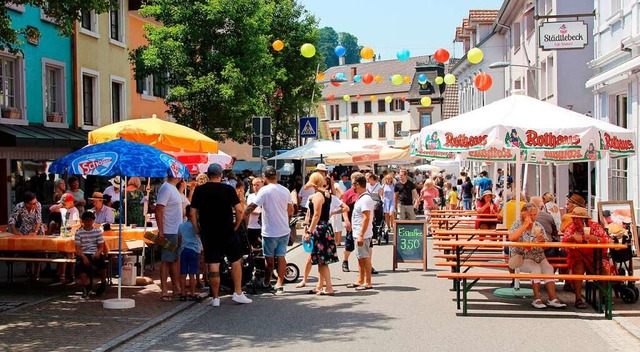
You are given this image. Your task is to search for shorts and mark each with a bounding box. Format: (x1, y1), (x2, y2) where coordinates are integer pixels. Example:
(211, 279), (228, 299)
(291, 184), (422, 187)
(330, 213), (343, 232)
(161, 233), (180, 262)
(180, 248), (199, 275)
(356, 238), (371, 259)
(75, 253), (107, 276)
(247, 228), (262, 248)
(201, 231), (243, 264)
(263, 234), (289, 257)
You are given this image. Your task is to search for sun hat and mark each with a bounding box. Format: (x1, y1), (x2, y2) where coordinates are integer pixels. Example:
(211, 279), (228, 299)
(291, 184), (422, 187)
(109, 176), (121, 186)
(569, 207), (591, 218)
(59, 193), (74, 204)
(567, 194), (586, 208)
(481, 190), (494, 198)
(607, 223), (627, 237)
(89, 192), (106, 201)
(315, 163), (328, 172)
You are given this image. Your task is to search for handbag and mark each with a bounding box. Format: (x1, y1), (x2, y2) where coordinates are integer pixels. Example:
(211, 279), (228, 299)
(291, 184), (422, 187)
(508, 253), (524, 269)
(345, 230), (355, 252)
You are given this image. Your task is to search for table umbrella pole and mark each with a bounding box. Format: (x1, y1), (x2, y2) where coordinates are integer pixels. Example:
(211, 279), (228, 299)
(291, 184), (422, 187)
(141, 177), (151, 278)
(118, 176), (123, 300)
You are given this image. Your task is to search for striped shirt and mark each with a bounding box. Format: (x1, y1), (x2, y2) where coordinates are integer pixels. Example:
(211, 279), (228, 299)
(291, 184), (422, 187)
(75, 227), (104, 254)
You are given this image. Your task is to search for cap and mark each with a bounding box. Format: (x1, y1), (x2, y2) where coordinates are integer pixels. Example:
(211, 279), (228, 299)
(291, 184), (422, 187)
(81, 211), (96, 220)
(89, 192), (105, 201)
(315, 163), (327, 172)
(59, 193), (74, 204)
(263, 166), (277, 178)
(569, 207), (591, 218)
(207, 163), (223, 176)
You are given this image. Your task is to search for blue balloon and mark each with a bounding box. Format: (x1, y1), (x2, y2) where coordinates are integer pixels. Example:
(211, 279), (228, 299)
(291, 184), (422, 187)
(397, 49), (411, 61)
(335, 72), (346, 80)
(334, 45), (346, 57)
(353, 74), (362, 83)
(418, 73), (427, 84)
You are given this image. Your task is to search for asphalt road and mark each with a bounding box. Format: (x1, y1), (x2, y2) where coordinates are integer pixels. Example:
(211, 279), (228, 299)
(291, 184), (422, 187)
(114, 239), (640, 351)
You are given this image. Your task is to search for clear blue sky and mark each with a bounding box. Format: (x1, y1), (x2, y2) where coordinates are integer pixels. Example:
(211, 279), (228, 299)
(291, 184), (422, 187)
(299, 0), (505, 60)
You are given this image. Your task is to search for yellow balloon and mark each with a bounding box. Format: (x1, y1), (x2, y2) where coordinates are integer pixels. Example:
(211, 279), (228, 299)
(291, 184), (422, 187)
(316, 72), (325, 81)
(272, 40), (284, 51)
(404, 76), (412, 84)
(444, 74), (456, 85)
(370, 95), (377, 101)
(343, 95), (351, 101)
(391, 74), (403, 85)
(467, 47), (484, 64)
(385, 96), (393, 103)
(435, 76), (444, 85)
(301, 43), (316, 58)
(374, 75), (382, 83)
(361, 47), (374, 60)
(420, 97), (432, 107)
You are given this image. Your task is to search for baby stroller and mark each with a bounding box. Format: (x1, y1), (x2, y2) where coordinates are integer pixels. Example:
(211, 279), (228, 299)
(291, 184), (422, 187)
(608, 226), (639, 303)
(370, 192), (389, 245)
(218, 223), (256, 294)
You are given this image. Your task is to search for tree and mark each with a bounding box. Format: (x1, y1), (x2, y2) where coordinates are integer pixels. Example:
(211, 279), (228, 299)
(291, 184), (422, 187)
(318, 26), (338, 70)
(133, 0), (322, 145)
(339, 32), (361, 65)
(1, 0), (114, 53)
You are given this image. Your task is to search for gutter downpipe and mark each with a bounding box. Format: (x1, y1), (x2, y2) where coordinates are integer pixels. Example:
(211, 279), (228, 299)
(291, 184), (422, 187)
(72, 21), (79, 129)
(494, 20), (511, 224)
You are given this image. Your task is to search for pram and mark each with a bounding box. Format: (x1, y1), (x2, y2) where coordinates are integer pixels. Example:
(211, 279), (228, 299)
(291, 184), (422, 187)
(608, 228), (639, 303)
(370, 192), (389, 245)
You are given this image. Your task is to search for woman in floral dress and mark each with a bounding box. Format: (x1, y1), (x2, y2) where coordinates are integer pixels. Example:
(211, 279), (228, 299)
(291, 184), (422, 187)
(126, 177), (145, 227)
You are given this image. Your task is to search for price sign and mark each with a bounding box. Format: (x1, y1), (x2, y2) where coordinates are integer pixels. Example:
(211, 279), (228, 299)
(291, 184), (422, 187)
(393, 220), (427, 271)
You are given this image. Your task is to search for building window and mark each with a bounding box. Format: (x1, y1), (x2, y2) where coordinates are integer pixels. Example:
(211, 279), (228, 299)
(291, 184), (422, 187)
(110, 0), (124, 43)
(79, 10), (98, 36)
(378, 100), (386, 113)
(609, 94), (627, 200)
(611, 0), (622, 14)
(111, 77), (125, 123)
(43, 59), (67, 124)
(546, 56), (554, 98)
(136, 73), (168, 100)
(393, 121), (402, 138)
(420, 112), (432, 129)
(391, 98), (405, 111)
(364, 123), (372, 138)
(525, 10), (535, 38)
(0, 56), (18, 110)
(81, 69), (99, 126)
(364, 101), (372, 113)
(328, 104), (340, 121)
(332, 130), (340, 140)
(351, 101), (358, 114)
(351, 124), (359, 139)
(378, 122), (386, 138)
(513, 23), (521, 51)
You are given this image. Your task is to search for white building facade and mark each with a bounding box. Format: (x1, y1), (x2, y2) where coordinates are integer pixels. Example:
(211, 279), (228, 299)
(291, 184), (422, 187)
(586, 0), (640, 215)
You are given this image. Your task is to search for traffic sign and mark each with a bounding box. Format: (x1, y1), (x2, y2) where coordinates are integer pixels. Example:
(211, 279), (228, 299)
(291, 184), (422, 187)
(300, 117), (318, 138)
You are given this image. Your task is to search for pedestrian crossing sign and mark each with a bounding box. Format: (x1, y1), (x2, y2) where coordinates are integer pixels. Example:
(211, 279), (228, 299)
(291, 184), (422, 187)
(299, 117), (318, 138)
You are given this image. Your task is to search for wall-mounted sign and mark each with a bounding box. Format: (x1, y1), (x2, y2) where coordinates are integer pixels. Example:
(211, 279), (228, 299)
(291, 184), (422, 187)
(539, 21), (588, 51)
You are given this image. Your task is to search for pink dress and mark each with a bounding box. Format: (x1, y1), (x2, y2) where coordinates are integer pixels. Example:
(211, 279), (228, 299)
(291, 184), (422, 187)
(421, 187), (439, 210)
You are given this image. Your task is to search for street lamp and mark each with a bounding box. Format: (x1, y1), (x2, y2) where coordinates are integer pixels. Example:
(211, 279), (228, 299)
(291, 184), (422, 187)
(488, 61), (542, 70)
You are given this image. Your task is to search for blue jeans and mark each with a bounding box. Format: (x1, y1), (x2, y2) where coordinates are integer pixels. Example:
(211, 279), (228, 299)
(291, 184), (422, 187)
(462, 198), (472, 210)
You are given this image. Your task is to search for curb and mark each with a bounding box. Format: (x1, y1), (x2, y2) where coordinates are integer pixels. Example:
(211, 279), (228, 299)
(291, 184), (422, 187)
(613, 316), (640, 342)
(94, 241), (303, 351)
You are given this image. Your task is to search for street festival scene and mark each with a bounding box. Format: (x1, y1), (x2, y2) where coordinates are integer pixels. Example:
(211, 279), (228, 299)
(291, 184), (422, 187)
(2, 0), (640, 351)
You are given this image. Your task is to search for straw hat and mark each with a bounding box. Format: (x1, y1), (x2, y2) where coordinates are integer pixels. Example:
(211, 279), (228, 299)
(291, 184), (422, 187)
(567, 194), (586, 208)
(110, 176), (121, 186)
(607, 223), (627, 237)
(315, 163), (328, 172)
(569, 207), (591, 218)
(89, 191), (106, 201)
(481, 190), (495, 198)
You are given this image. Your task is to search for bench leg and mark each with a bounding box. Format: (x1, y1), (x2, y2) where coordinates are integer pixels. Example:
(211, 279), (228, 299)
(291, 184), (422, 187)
(462, 278), (468, 316)
(605, 282), (613, 320)
(6, 262), (13, 283)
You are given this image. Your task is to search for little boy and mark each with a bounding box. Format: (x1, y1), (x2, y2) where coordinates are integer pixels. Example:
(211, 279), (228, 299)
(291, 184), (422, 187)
(75, 211), (107, 298)
(178, 205), (202, 301)
(446, 182), (458, 210)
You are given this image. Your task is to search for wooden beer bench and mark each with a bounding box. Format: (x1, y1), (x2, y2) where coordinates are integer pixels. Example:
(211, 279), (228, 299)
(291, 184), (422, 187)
(0, 256), (76, 282)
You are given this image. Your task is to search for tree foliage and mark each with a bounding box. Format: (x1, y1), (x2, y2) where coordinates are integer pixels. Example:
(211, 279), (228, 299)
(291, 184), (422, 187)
(133, 0), (322, 145)
(318, 26), (361, 70)
(1, 0), (114, 53)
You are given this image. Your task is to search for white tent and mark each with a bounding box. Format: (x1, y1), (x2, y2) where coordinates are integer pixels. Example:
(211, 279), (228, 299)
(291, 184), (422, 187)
(268, 140), (369, 161)
(324, 140), (413, 165)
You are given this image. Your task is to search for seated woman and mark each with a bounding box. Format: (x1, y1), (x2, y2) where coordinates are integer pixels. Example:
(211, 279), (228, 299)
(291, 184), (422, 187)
(508, 202), (566, 309)
(561, 206), (614, 309)
(475, 190), (498, 230)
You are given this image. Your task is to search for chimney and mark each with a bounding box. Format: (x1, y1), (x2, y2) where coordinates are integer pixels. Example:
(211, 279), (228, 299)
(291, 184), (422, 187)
(339, 56), (345, 65)
(350, 67), (357, 81)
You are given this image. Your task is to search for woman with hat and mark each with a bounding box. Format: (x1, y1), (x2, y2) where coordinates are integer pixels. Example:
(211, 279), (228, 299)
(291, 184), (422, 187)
(476, 190), (499, 230)
(126, 177), (146, 227)
(560, 194), (586, 232)
(561, 207), (614, 309)
(104, 176), (122, 207)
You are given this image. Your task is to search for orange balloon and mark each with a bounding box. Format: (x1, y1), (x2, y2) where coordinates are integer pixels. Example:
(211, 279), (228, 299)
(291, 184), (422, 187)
(361, 47), (374, 60)
(328, 94), (335, 101)
(474, 73), (493, 92)
(370, 95), (377, 101)
(316, 72), (325, 81)
(374, 75), (382, 83)
(272, 40), (284, 51)
(331, 81), (341, 87)
(434, 48), (450, 63)
(403, 76), (411, 84)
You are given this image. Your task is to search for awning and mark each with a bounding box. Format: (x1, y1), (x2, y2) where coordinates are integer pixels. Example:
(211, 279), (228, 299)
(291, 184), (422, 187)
(0, 124), (88, 149)
(585, 56), (640, 88)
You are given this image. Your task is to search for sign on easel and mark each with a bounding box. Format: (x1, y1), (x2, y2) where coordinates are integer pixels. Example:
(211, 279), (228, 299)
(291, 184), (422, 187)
(393, 220), (427, 271)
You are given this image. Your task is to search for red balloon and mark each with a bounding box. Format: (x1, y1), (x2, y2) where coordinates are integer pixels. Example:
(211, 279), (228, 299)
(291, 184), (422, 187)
(362, 73), (374, 85)
(401, 96), (407, 101)
(331, 81), (341, 87)
(328, 94), (335, 100)
(356, 95), (361, 100)
(474, 73), (493, 92)
(434, 48), (450, 63)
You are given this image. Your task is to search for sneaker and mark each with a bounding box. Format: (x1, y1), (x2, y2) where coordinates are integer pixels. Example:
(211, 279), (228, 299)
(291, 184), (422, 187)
(82, 287), (90, 299)
(371, 267), (379, 275)
(532, 299), (546, 309)
(342, 261), (350, 273)
(274, 286), (285, 296)
(546, 299), (567, 308)
(95, 282), (106, 296)
(211, 297), (220, 307)
(232, 292), (253, 304)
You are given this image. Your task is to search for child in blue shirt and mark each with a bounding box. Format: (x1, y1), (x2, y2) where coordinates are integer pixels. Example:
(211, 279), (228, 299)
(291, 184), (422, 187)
(179, 206), (202, 301)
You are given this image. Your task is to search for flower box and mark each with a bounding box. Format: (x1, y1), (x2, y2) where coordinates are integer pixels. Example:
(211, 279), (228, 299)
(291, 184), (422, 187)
(2, 108), (21, 119)
(47, 113), (62, 123)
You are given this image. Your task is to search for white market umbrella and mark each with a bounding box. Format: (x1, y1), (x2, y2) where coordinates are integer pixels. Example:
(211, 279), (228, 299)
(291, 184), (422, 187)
(324, 140), (412, 165)
(413, 164), (443, 172)
(268, 139), (369, 161)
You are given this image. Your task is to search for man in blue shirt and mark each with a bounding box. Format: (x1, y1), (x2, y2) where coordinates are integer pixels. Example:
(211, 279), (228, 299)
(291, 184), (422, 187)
(475, 171), (493, 199)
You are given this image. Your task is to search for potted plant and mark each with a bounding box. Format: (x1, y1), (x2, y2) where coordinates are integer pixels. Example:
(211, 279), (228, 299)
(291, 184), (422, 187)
(47, 112), (62, 123)
(1, 105), (20, 119)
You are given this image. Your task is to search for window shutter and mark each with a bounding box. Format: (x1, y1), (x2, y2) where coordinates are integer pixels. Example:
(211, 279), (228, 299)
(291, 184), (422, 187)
(399, 99), (405, 110)
(152, 74), (162, 97)
(136, 78), (143, 93)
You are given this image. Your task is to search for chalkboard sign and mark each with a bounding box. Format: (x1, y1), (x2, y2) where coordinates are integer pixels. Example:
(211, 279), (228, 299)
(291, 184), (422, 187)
(393, 220), (427, 271)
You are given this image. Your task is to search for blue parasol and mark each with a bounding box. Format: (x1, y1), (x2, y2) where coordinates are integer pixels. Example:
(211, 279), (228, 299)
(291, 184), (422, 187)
(49, 139), (190, 308)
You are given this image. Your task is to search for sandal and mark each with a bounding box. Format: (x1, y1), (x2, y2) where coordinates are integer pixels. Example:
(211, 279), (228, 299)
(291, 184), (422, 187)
(306, 289), (320, 295)
(316, 290), (335, 296)
(355, 286), (373, 291)
(346, 283), (362, 289)
(575, 300), (587, 309)
(295, 282), (307, 288)
(160, 295), (172, 302)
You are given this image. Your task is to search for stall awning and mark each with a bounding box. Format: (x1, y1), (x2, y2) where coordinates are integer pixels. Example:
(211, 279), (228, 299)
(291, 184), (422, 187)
(0, 124), (88, 149)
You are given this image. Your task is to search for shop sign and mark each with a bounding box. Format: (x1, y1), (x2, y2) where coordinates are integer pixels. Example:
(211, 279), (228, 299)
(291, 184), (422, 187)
(539, 21), (588, 50)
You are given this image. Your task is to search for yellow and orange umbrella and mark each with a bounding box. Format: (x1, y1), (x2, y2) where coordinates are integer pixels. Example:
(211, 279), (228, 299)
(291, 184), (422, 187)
(88, 116), (218, 153)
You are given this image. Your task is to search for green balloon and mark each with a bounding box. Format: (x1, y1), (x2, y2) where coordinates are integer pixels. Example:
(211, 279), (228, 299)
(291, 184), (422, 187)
(391, 74), (403, 85)
(435, 76), (444, 85)
(444, 74), (456, 85)
(300, 43), (316, 58)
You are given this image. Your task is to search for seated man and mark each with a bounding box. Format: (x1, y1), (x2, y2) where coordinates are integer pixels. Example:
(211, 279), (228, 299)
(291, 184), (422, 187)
(75, 211), (107, 298)
(89, 192), (115, 225)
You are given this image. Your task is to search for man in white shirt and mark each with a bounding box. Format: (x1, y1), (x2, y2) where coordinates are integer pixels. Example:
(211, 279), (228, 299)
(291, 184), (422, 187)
(244, 166), (293, 294)
(155, 174), (184, 300)
(349, 172), (374, 291)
